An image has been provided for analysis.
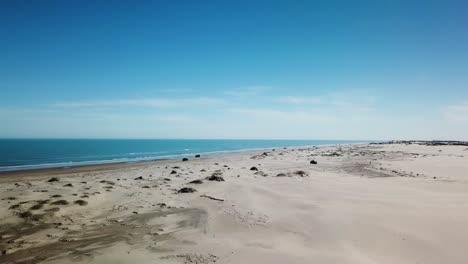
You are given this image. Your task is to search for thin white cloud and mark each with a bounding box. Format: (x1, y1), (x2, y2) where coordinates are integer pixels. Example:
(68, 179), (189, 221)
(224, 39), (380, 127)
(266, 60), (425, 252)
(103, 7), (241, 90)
(276, 96), (323, 104)
(228, 108), (338, 122)
(277, 91), (375, 107)
(224, 85), (271, 97)
(53, 97), (226, 108)
(1, 107), (200, 126)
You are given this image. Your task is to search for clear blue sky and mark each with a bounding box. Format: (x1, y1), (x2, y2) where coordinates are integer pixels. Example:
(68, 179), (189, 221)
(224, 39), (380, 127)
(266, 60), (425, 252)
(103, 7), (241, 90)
(1, 1), (468, 140)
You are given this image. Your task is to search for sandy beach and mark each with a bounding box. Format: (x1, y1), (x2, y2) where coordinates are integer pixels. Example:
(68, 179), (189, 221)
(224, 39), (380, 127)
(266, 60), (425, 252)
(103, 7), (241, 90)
(1, 142), (468, 264)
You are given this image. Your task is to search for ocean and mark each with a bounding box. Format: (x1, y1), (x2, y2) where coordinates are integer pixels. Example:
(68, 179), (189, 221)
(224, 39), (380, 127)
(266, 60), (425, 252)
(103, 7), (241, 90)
(0, 139), (367, 171)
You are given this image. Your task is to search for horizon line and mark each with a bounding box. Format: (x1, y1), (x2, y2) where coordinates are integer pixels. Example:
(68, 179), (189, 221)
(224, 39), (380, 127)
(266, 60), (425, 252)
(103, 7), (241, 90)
(0, 137), (377, 141)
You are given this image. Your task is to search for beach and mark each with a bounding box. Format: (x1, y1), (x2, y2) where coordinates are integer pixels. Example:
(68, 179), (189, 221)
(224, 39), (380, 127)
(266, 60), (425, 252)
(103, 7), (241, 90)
(1, 142), (468, 264)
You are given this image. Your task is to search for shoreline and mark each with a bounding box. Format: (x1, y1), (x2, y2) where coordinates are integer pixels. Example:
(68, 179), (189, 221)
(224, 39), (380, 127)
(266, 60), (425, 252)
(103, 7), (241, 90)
(4, 139), (466, 174)
(0, 142), (369, 176)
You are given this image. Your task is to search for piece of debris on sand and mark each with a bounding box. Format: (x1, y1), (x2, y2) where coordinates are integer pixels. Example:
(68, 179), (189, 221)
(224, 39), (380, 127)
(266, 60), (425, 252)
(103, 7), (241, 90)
(161, 253), (218, 263)
(254, 171), (268, 177)
(50, 200), (69, 205)
(178, 187), (197, 193)
(200, 194), (224, 201)
(74, 200), (88, 206)
(323, 152), (341, 157)
(188, 179), (203, 184)
(276, 171), (309, 177)
(100, 180), (115, 185)
(206, 175), (225, 182)
(293, 170), (309, 177)
(251, 152), (269, 159)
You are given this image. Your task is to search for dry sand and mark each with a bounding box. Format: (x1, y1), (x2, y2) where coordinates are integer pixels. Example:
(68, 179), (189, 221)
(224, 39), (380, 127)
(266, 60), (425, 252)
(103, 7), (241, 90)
(1, 143), (468, 264)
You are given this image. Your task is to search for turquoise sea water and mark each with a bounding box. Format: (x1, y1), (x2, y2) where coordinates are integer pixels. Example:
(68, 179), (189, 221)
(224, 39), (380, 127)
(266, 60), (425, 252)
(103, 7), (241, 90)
(0, 139), (367, 171)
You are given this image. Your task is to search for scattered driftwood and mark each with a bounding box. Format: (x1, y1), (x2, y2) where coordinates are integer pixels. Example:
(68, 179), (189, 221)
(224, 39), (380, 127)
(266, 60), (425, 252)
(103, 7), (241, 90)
(200, 194), (224, 201)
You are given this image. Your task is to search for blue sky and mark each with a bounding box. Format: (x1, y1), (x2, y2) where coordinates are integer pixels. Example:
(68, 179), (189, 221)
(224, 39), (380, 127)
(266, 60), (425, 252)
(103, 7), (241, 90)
(1, 1), (468, 140)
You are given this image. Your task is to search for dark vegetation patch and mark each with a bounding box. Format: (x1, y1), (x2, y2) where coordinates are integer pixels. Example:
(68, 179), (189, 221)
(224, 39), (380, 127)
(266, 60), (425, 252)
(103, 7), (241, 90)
(50, 200), (69, 206)
(178, 187), (197, 193)
(74, 200), (88, 206)
(188, 179), (203, 184)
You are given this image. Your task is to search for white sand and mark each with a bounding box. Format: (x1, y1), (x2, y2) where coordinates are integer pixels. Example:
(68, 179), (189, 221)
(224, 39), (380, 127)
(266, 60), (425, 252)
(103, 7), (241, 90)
(1, 143), (468, 263)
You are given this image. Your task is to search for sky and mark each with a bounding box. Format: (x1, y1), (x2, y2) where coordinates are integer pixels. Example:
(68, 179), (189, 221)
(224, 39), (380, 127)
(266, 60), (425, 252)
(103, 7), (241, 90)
(1, 0), (468, 140)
